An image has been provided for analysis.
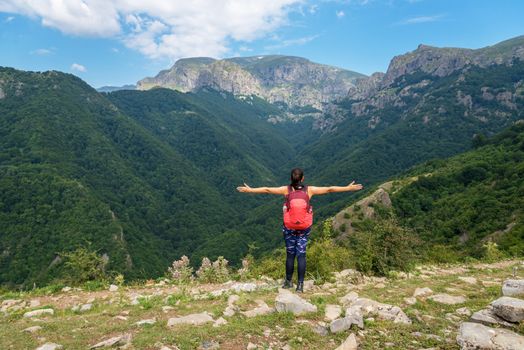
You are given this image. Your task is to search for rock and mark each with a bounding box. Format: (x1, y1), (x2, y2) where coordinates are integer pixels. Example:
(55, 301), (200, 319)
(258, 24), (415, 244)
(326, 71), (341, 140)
(135, 318), (156, 326)
(199, 340), (220, 350)
(61, 286), (72, 292)
(470, 308), (516, 328)
(80, 303), (93, 312)
(413, 287), (433, 298)
(113, 315), (128, 321)
(456, 322), (524, 350)
(455, 307), (471, 317)
(23, 326), (42, 333)
(502, 279), (524, 297)
(223, 305), (237, 317)
(162, 306), (175, 313)
(241, 300), (274, 318)
(109, 284), (119, 292)
(325, 304), (342, 321)
(29, 299), (41, 308)
(227, 294), (239, 306)
(213, 317), (228, 327)
(334, 333), (358, 350)
(167, 312), (214, 326)
(339, 291), (359, 306)
(346, 297), (411, 325)
(303, 280), (315, 291)
(330, 314), (364, 333)
(36, 343), (63, 350)
(247, 343), (257, 350)
(491, 296), (524, 322)
(312, 324), (329, 336)
(458, 277), (477, 285)
(24, 308), (54, 318)
(404, 297), (417, 305)
(230, 282), (257, 293)
(428, 294), (466, 305)
(90, 333), (132, 348)
(275, 290), (317, 315)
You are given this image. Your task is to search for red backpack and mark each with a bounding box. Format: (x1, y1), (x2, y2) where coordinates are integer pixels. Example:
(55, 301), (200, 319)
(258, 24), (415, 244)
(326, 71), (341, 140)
(283, 185), (313, 230)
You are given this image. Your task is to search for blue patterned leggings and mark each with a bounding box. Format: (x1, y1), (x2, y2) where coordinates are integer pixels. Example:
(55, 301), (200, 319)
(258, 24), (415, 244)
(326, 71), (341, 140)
(283, 225), (311, 282)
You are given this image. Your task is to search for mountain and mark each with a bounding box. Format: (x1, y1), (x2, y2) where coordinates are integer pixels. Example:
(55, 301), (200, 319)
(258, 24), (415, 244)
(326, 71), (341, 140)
(136, 55), (366, 110)
(0, 67), (298, 287)
(332, 122), (524, 258)
(2, 35), (524, 288)
(96, 84), (136, 93)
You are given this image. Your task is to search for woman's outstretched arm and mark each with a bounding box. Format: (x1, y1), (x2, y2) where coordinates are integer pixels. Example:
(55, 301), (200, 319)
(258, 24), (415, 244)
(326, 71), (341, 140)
(309, 181), (363, 197)
(237, 183), (287, 195)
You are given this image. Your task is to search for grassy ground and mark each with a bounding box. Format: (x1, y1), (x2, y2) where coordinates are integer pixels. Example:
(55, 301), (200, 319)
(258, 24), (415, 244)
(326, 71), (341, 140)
(1, 260), (523, 349)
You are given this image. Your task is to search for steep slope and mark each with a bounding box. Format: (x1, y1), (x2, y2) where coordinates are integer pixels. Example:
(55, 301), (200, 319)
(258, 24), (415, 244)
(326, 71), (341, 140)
(137, 55), (365, 109)
(332, 123), (524, 257)
(302, 57), (524, 215)
(0, 68), (297, 287)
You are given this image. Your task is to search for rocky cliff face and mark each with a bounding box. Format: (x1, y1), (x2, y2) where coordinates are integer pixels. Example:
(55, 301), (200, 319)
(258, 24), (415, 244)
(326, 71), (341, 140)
(137, 55), (365, 109)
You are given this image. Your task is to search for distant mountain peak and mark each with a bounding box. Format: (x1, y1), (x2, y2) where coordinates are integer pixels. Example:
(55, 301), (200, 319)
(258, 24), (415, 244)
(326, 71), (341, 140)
(137, 55), (365, 109)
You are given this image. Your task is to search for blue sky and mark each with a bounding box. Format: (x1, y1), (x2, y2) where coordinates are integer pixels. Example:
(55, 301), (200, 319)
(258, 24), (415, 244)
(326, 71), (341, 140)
(1, 0), (523, 88)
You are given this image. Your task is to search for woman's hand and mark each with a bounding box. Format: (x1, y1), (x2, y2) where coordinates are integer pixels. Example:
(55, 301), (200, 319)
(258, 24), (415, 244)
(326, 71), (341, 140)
(347, 181), (363, 191)
(236, 182), (252, 193)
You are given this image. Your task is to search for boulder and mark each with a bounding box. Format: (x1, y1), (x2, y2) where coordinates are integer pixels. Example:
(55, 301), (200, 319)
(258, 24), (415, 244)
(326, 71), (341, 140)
(456, 322), (524, 350)
(241, 300), (274, 318)
(404, 297), (417, 305)
(213, 317), (228, 327)
(135, 318), (156, 326)
(80, 303), (93, 312)
(230, 282), (257, 293)
(455, 307), (471, 317)
(167, 312), (214, 326)
(491, 296), (524, 322)
(24, 308), (54, 318)
(90, 333), (132, 349)
(334, 333), (358, 350)
(339, 291), (359, 306)
(109, 284), (119, 292)
(275, 290), (317, 315)
(413, 287), (433, 298)
(324, 304), (342, 321)
(470, 308), (516, 328)
(428, 294), (466, 305)
(502, 279), (524, 297)
(23, 326), (42, 333)
(458, 277), (477, 285)
(36, 343), (62, 350)
(346, 297), (411, 324)
(329, 314), (364, 333)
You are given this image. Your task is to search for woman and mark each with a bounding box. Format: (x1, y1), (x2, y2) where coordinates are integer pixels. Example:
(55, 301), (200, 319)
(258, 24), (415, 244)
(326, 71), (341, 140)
(237, 168), (363, 292)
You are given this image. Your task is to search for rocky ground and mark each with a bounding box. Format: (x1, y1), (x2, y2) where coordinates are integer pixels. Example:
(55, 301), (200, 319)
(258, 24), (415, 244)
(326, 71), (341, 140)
(1, 260), (523, 350)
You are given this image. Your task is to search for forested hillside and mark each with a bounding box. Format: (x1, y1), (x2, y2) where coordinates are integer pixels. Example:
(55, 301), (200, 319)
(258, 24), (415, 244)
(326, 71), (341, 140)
(333, 123), (524, 261)
(1, 37), (524, 289)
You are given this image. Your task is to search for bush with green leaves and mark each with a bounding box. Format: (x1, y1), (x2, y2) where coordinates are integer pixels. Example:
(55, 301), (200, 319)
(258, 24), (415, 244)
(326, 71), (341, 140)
(349, 219), (420, 276)
(60, 247), (108, 285)
(195, 256), (230, 283)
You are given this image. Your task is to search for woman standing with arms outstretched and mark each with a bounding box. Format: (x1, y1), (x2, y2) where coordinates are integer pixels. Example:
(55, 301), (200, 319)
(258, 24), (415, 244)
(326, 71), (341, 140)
(237, 168), (363, 292)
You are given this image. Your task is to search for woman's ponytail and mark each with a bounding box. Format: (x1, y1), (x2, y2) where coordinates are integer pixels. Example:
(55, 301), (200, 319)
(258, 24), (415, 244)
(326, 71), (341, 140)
(290, 168), (304, 190)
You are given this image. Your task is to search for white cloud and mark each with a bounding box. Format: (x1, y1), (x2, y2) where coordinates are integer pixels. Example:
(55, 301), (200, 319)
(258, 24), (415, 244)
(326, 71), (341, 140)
(396, 14), (444, 25)
(265, 34), (319, 50)
(4, 15), (14, 22)
(31, 48), (52, 55)
(71, 63), (87, 72)
(0, 0), (303, 62)
(336, 10), (345, 18)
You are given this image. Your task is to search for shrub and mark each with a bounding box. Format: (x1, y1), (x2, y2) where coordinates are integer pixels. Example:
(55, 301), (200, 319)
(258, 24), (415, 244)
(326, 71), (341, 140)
(60, 246), (108, 285)
(306, 238), (352, 283)
(426, 244), (461, 264)
(350, 219), (420, 276)
(168, 255), (193, 284)
(196, 256), (230, 283)
(482, 241), (506, 262)
(237, 256), (252, 279)
(196, 257), (213, 283)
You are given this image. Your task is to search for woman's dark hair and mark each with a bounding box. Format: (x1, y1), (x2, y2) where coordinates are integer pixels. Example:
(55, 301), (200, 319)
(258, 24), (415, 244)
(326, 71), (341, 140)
(290, 168), (304, 190)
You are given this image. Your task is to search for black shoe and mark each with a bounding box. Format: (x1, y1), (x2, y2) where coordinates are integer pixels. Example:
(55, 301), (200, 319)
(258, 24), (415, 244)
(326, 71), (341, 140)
(295, 282), (304, 293)
(282, 279), (293, 289)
